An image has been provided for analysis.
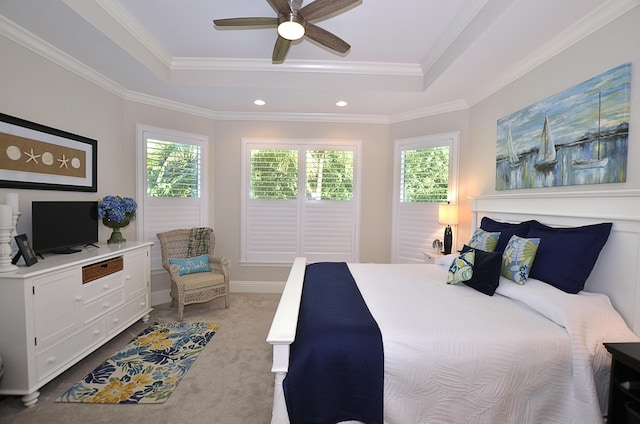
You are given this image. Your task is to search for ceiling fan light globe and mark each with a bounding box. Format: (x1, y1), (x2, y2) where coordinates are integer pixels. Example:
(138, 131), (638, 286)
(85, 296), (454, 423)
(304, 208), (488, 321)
(278, 18), (305, 40)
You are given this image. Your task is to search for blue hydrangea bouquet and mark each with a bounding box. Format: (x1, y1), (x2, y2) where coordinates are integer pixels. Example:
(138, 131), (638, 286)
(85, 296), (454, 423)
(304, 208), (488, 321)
(98, 195), (137, 244)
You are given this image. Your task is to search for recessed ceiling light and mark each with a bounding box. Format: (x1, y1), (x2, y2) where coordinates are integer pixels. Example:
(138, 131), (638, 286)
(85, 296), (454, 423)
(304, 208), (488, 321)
(254, 99), (266, 106)
(336, 100), (348, 107)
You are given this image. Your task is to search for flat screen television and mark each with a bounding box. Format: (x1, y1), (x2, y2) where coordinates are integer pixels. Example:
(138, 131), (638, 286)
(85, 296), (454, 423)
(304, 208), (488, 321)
(32, 201), (99, 255)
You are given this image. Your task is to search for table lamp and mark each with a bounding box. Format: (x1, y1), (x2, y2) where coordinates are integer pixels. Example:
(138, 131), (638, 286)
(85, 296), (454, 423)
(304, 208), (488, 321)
(438, 202), (458, 254)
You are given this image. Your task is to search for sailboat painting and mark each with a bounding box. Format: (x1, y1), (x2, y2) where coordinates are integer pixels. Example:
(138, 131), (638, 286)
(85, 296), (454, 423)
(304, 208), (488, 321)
(496, 63), (630, 190)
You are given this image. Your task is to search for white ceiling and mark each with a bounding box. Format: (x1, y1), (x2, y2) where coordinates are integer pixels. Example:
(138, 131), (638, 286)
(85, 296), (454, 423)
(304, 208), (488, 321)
(0, 0), (637, 122)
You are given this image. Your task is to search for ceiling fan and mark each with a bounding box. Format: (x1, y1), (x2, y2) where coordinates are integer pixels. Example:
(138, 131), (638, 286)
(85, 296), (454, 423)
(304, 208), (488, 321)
(213, 0), (359, 64)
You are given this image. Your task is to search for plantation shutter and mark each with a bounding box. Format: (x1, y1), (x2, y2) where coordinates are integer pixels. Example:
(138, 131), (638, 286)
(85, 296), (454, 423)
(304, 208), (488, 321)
(392, 133), (459, 263)
(137, 125), (207, 271)
(242, 140), (360, 264)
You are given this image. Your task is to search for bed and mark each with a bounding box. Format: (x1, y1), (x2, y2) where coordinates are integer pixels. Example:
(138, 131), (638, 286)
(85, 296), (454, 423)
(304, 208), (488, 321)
(267, 192), (640, 424)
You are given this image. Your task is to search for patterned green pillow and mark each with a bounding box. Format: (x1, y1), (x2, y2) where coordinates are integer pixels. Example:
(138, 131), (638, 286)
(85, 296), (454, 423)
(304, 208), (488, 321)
(501, 235), (540, 284)
(447, 250), (475, 285)
(468, 228), (500, 252)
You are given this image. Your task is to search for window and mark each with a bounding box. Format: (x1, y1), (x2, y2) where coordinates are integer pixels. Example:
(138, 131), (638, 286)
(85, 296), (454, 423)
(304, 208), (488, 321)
(136, 125), (208, 271)
(242, 139), (360, 264)
(391, 132), (459, 263)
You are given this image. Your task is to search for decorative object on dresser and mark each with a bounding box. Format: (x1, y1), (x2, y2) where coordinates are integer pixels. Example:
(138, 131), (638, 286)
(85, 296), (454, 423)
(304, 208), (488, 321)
(56, 322), (219, 404)
(0, 242), (152, 407)
(12, 234), (38, 266)
(0, 192), (20, 272)
(97, 195), (137, 245)
(157, 228), (229, 321)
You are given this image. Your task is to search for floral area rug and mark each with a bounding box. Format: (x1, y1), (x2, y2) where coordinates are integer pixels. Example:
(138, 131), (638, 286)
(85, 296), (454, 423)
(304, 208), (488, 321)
(56, 322), (219, 404)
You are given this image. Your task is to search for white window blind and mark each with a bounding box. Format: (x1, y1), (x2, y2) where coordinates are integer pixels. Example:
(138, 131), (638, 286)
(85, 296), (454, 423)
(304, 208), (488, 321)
(392, 133), (459, 263)
(136, 125), (208, 271)
(242, 139), (360, 264)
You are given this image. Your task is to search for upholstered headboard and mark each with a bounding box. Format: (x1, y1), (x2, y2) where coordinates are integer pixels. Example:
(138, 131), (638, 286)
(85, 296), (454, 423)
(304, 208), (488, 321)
(471, 190), (640, 335)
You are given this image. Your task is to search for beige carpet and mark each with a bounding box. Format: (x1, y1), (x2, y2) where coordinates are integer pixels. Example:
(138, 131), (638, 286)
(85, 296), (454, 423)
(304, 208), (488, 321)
(0, 292), (280, 424)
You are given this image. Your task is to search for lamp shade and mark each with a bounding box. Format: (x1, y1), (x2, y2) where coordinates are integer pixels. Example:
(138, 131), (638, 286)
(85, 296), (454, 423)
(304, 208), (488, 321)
(438, 203), (458, 225)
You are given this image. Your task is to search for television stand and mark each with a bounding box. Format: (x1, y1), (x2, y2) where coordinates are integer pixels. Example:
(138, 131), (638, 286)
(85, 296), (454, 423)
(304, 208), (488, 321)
(0, 242), (152, 407)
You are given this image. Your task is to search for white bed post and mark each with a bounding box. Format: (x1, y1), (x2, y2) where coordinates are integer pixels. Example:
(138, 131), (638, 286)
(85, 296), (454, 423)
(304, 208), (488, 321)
(267, 257), (307, 424)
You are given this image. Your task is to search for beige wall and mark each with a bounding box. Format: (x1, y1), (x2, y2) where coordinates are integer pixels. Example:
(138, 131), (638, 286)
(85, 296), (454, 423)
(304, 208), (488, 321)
(1, 6), (638, 295)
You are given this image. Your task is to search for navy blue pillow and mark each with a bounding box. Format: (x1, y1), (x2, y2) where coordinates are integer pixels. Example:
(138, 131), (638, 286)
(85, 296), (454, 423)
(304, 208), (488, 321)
(480, 217), (535, 253)
(527, 222), (612, 294)
(460, 245), (502, 296)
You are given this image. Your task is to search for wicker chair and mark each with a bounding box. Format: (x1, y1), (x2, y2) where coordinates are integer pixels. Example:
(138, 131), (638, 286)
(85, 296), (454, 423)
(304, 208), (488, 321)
(157, 228), (230, 321)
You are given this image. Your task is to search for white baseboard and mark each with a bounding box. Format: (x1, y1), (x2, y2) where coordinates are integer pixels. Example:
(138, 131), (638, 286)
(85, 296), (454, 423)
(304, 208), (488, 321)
(150, 280), (284, 306)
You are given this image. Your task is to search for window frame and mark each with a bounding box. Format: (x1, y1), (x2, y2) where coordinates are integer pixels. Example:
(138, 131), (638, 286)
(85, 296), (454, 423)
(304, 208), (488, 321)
(136, 124), (209, 271)
(241, 138), (361, 265)
(391, 132), (459, 263)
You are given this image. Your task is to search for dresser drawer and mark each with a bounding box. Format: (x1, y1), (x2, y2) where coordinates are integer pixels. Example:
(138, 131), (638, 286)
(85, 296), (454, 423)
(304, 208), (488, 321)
(36, 320), (106, 381)
(83, 290), (124, 323)
(82, 256), (123, 284)
(107, 293), (150, 335)
(83, 273), (124, 303)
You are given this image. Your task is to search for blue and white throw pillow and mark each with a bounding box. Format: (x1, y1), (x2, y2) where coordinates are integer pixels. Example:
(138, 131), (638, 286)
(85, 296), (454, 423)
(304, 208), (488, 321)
(169, 254), (211, 276)
(447, 250), (475, 285)
(501, 235), (540, 284)
(468, 228), (501, 252)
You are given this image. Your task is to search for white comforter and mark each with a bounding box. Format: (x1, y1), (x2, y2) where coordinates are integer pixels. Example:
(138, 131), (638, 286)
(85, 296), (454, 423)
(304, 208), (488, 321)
(347, 262), (638, 424)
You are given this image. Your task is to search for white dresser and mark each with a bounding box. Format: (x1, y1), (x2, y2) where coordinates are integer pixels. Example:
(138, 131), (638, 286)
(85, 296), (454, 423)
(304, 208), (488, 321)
(0, 242), (152, 406)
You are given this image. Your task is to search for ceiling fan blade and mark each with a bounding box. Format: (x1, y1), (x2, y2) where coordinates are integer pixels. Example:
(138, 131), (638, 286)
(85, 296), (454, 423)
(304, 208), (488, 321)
(266, 0), (292, 15)
(213, 17), (279, 27)
(299, 0), (359, 21)
(272, 36), (292, 63)
(304, 22), (350, 53)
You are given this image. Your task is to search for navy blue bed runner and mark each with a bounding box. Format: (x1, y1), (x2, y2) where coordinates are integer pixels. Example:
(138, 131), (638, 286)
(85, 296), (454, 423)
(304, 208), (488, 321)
(283, 262), (384, 424)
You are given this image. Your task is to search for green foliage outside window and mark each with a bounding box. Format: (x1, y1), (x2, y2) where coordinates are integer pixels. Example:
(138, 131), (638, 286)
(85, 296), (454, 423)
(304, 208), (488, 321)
(401, 146), (449, 202)
(147, 140), (201, 197)
(250, 149), (354, 201)
(250, 149), (298, 199)
(306, 150), (354, 201)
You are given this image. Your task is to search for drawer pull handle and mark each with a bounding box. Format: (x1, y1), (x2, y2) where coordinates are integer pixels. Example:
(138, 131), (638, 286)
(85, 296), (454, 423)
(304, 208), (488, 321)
(75, 296), (83, 301)
(103, 284), (109, 290)
(94, 329), (101, 335)
(113, 318), (120, 323)
(103, 302), (110, 308)
(47, 356), (56, 363)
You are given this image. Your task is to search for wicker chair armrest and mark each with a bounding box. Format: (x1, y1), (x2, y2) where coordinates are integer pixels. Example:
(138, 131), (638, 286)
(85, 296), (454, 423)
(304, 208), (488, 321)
(168, 264), (186, 288)
(209, 256), (230, 281)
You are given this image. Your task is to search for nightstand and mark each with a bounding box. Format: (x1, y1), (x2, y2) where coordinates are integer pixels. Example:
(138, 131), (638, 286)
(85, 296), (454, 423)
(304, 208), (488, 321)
(423, 251), (444, 264)
(604, 342), (640, 423)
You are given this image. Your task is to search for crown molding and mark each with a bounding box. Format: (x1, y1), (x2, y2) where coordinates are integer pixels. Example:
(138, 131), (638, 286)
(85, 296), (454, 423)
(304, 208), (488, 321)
(0, 14), (128, 99)
(389, 100), (469, 124)
(467, 0), (640, 106)
(171, 57), (423, 77)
